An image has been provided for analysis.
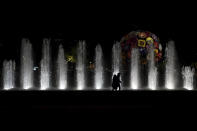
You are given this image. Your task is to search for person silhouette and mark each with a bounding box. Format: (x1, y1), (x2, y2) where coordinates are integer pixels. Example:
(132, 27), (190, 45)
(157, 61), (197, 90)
(117, 73), (121, 90)
(112, 74), (117, 91)
(112, 73), (121, 91)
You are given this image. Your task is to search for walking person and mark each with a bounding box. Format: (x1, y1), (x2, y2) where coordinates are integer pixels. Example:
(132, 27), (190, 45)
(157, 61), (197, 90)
(112, 73), (121, 91)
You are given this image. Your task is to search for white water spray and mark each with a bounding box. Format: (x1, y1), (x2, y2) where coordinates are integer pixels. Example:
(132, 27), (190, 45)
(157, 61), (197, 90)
(112, 42), (121, 75)
(165, 41), (176, 90)
(130, 48), (140, 90)
(77, 41), (86, 90)
(95, 44), (103, 90)
(57, 44), (67, 90)
(3, 60), (15, 90)
(148, 43), (157, 90)
(20, 39), (33, 90)
(182, 66), (195, 90)
(40, 39), (50, 90)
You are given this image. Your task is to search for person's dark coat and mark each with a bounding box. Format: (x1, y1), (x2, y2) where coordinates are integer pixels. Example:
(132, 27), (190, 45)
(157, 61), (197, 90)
(112, 75), (117, 90)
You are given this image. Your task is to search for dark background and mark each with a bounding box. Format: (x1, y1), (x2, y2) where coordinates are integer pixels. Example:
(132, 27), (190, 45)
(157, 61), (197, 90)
(0, 1), (196, 127)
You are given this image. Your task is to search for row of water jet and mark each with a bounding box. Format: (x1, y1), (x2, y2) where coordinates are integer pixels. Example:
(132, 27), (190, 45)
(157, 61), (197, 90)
(130, 48), (140, 90)
(1, 38), (196, 90)
(182, 66), (195, 90)
(148, 43), (157, 90)
(3, 60), (15, 90)
(20, 39), (33, 90)
(165, 41), (176, 90)
(57, 44), (67, 90)
(40, 39), (50, 90)
(95, 44), (103, 90)
(77, 41), (86, 90)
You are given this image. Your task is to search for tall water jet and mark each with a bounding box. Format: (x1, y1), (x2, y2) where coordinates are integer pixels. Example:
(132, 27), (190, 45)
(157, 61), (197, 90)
(148, 43), (157, 90)
(130, 48), (140, 90)
(182, 66), (195, 90)
(165, 41), (176, 90)
(3, 60), (15, 90)
(95, 44), (103, 90)
(40, 39), (50, 90)
(77, 41), (86, 90)
(112, 41), (121, 75)
(57, 44), (67, 90)
(20, 39), (33, 90)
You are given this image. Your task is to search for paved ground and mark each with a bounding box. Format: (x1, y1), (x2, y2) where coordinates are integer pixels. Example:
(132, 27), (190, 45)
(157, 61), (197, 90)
(0, 90), (196, 127)
(0, 90), (196, 111)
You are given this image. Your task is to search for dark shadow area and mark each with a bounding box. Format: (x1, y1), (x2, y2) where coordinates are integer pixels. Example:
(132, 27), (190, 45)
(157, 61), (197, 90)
(1, 91), (197, 126)
(1, 90), (197, 113)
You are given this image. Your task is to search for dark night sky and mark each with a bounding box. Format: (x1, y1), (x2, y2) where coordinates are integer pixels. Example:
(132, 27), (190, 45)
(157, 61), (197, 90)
(0, 2), (196, 65)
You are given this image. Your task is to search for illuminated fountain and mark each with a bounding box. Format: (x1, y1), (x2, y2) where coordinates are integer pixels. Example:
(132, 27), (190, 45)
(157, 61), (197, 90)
(95, 44), (103, 90)
(57, 44), (67, 90)
(0, 36), (196, 91)
(165, 41), (176, 90)
(77, 41), (86, 90)
(182, 66), (195, 90)
(148, 43), (158, 90)
(40, 39), (50, 90)
(20, 39), (33, 90)
(3, 60), (15, 90)
(130, 48), (140, 90)
(112, 42), (121, 75)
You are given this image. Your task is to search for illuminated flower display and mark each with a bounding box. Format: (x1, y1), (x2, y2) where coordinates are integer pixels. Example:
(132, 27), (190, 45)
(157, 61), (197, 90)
(120, 31), (162, 64)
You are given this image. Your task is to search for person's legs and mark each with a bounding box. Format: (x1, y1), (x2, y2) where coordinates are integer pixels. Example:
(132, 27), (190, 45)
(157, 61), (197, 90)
(113, 86), (118, 91)
(118, 84), (121, 91)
